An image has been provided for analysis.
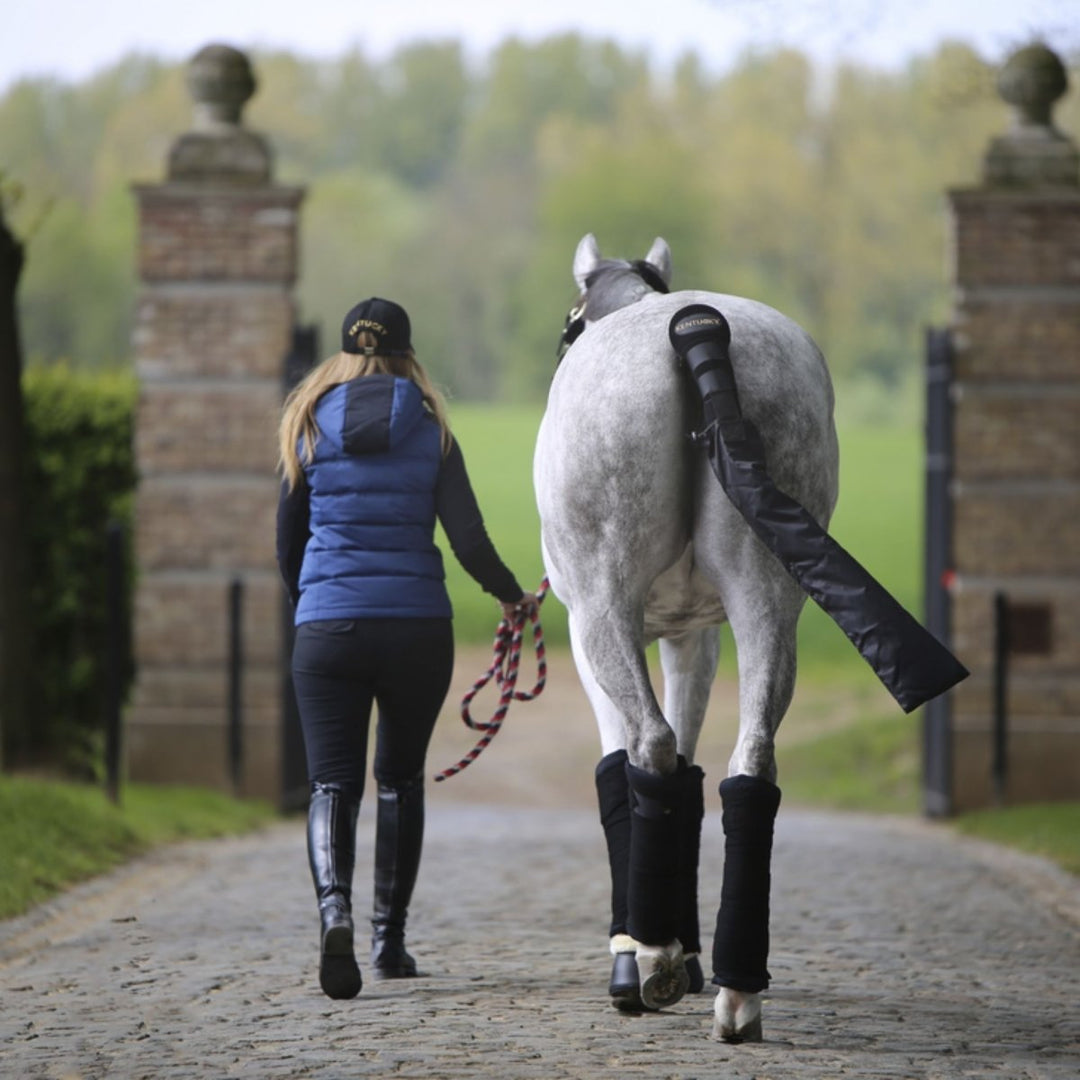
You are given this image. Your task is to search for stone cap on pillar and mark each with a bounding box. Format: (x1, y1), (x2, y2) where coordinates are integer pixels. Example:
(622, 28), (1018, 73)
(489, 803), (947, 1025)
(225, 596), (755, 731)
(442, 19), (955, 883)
(167, 43), (273, 184)
(983, 43), (1078, 187)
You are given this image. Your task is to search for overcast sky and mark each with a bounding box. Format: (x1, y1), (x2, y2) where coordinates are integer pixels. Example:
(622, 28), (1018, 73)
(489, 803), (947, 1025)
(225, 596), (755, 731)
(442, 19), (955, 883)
(3, 0), (1078, 93)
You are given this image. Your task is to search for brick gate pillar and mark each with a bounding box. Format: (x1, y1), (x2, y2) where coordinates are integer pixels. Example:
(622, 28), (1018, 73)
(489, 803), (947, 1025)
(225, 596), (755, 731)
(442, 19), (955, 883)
(128, 44), (305, 801)
(946, 44), (1080, 810)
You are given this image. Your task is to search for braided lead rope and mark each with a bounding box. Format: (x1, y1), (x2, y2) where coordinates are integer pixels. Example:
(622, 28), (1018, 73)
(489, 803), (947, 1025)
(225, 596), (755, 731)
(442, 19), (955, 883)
(434, 577), (550, 782)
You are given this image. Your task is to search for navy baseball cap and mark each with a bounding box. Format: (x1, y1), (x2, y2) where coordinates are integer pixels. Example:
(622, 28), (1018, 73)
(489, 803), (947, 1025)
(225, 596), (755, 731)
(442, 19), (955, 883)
(341, 297), (412, 356)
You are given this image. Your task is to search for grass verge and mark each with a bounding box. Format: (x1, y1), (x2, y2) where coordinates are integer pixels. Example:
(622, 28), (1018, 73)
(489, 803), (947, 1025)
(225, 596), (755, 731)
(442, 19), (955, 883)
(952, 803), (1080, 876)
(775, 714), (1078, 877)
(776, 709), (921, 815)
(0, 777), (276, 921)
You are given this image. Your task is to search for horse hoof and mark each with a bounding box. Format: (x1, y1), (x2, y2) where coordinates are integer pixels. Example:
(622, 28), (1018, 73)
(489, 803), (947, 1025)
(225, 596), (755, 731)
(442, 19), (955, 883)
(641, 963), (690, 1010)
(637, 943), (689, 1010)
(685, 954), (705, 993)
(713, 988), (763, 1042)
(713, 1014), (763, 1043)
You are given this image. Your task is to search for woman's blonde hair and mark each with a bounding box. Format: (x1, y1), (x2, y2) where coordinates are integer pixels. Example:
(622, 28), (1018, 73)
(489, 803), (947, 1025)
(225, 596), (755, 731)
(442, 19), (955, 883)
(277, 333), (452, 491)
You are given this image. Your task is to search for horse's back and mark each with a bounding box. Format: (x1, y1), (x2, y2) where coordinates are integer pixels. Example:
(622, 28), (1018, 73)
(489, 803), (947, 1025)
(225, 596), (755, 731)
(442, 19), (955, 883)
(538, 289), (837, 509)
(535, 288), (838, 611)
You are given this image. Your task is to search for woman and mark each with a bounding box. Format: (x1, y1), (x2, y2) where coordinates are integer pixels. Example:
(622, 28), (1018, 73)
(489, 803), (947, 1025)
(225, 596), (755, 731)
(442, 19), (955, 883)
(277, 297), (536, 1000)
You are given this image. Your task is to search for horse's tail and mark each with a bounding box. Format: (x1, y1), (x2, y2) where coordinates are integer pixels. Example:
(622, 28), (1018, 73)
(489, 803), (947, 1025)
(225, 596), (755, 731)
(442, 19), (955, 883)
(669, 304), (968, 713)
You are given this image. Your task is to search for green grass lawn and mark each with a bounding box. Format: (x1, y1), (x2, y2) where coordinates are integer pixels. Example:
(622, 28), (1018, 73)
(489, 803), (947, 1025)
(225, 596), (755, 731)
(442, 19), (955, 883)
(777, 708), (922, 815)
(0, 777), (275, 920)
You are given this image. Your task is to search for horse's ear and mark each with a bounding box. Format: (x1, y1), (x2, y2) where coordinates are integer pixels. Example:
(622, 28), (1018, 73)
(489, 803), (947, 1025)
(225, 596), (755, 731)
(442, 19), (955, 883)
(644, 237), (673, 287)
(573, 233), (601, 290)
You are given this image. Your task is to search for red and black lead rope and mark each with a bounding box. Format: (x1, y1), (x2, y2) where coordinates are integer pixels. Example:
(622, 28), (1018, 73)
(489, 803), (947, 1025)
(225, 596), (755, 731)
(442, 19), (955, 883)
(434, 577), (550, 782)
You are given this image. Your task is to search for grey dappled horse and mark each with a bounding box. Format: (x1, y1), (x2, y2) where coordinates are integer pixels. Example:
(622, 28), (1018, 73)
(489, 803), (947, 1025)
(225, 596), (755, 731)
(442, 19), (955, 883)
(534, 234), (838, 1040)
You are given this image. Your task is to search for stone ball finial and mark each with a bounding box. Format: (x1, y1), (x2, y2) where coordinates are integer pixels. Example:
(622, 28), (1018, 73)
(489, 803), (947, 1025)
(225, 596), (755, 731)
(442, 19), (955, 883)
(997, 43), (1069, 129)
(167, 43), (272, 183)
(983, 42), (1077, 186)
(187, 44), (257, 130)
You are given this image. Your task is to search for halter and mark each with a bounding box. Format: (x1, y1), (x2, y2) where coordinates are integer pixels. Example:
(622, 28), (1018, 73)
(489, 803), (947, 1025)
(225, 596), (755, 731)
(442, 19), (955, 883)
(556, 259), (670, 362)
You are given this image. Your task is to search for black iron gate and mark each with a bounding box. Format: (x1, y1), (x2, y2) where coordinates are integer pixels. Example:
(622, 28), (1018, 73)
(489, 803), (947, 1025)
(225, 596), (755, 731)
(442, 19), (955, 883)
(280, 323), (319, 811)
(923, 327), (955, 817)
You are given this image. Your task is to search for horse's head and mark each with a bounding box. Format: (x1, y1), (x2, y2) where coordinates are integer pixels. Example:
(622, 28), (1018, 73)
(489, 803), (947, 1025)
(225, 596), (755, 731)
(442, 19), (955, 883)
(556, 234), (673, 360)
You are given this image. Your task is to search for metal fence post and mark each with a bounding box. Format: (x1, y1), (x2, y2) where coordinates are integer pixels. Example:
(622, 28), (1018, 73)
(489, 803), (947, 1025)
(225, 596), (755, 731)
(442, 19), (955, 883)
(228, 576), (244, 795)
(104, 520), (126, 805)
(992, 592), (1010, 807)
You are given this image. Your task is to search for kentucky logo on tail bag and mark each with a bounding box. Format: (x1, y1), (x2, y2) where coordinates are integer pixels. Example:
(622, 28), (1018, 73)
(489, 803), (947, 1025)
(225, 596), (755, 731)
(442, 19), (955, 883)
(669, 304), (968, 713)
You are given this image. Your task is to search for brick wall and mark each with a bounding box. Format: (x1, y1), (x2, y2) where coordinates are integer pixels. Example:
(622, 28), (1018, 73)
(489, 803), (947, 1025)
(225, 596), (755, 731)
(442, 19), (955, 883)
(129, 177), (304, 802)
(946, 187), (1080, 810)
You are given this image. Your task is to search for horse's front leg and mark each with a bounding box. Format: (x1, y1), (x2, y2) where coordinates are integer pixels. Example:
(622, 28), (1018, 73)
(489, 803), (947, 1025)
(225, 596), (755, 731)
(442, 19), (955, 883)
(572, 608), (692, 1010)
(706, 573), (801, 1042)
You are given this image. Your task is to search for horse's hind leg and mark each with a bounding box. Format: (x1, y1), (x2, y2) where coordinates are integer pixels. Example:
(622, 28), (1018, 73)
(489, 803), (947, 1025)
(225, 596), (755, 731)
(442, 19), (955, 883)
(658, 628), (720, 994)
(571, 609), (690, 1009)
(707, 576), (801, 1042)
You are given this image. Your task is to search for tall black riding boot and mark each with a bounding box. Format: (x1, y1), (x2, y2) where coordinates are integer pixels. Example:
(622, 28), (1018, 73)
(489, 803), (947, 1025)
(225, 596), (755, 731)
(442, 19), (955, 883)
(307, 781), (362, 1000)
(371, 773), (425, 978)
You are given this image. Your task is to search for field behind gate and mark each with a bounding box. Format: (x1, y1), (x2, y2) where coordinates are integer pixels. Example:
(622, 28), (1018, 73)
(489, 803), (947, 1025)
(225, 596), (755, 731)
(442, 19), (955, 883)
(443, 403), (922, 676)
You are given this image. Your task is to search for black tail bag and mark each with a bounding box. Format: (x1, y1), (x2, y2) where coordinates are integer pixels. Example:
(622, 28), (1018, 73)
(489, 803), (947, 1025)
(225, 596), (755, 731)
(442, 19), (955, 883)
(669, 304), (968, 713)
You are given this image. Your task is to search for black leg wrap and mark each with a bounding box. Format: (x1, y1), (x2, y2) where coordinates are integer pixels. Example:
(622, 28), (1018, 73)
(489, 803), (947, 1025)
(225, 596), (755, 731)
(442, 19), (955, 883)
(711, 775), (781, 994)
(677, 760), (705, 956)
(595, 750), (631, 938)
(625, 763), (684, 946)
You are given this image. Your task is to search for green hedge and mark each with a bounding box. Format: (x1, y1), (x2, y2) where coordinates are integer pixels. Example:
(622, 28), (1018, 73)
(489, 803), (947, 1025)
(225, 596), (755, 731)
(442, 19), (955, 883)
(12, 365), (137, 772)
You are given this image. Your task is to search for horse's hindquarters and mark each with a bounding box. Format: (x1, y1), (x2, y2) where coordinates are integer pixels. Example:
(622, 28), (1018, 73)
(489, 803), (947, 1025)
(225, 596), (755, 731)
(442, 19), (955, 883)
(535, 329), (695, 611)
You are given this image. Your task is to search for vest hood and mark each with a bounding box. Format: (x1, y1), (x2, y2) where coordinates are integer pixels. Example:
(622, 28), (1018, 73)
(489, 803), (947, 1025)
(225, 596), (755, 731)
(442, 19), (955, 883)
(314, 374), (428, 457)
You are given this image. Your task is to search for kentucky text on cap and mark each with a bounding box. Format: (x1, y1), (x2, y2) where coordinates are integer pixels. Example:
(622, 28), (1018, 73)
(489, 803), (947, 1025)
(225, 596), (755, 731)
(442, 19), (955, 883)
(341, 297), (412, 356)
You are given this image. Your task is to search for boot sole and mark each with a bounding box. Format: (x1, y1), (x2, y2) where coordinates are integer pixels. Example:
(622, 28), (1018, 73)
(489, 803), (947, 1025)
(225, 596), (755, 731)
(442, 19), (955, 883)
(320, 925), (362, 999)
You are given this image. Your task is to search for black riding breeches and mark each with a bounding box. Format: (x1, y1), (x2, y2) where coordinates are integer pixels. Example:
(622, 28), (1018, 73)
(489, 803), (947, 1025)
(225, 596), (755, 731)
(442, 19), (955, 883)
(291, 617), (455, 800)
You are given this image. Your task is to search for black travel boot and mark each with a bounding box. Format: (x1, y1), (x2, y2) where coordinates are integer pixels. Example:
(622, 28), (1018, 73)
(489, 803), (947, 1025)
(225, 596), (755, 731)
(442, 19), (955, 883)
(711, 775), (782, 994)
(307, 781), (362, 1000)
(677, 760), (707, 993)
(626, 762), (691, 1010)
(595, 750), (639, 1009)
(370, 773), (425, 978)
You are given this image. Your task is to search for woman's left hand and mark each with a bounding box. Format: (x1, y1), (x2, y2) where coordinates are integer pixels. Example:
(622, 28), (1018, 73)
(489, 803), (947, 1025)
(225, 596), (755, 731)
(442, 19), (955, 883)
(501, 593), (538, 623)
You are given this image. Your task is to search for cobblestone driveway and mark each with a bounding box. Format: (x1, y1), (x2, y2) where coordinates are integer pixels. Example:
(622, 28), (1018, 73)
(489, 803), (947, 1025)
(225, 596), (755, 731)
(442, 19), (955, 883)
(3, 794), (1077, 1079)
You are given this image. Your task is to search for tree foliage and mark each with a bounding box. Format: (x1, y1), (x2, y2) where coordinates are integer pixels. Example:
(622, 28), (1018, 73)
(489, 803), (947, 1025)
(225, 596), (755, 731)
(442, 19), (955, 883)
(15, 367), (137, 772)
(0, 182), (29, 770)
(1, 36), (1077, 415)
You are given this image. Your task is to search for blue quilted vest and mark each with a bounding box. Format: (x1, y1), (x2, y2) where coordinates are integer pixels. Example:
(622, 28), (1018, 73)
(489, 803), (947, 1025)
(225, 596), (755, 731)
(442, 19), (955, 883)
(295, 374), (450, 622)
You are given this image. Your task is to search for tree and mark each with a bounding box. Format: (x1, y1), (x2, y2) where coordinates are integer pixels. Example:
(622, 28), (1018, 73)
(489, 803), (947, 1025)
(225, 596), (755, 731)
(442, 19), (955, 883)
(0, 186), (29, 768)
